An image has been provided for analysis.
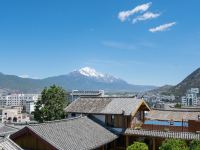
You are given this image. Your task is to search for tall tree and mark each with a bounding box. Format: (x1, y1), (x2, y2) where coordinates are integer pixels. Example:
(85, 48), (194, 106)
(127, 142), (148, 150)
(159, 139), (189, 150)
(33, 85), (68, 123)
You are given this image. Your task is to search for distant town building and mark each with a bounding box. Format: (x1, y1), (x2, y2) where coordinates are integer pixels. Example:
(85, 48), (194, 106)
(154, 102), (165, 109)
(2, 96), (200, 150)
(25, 100), (35, 114)
(0, 107), (30, 123)
(181, 88), (199, 106)
(0, 94), (39, 107)
(70, 90), (104, 101)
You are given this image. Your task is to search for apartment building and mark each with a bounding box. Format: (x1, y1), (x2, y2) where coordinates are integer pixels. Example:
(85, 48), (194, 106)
(0, 94), (39, 107)
(25, 100), (35, 114)
(182, 88), (199, 106)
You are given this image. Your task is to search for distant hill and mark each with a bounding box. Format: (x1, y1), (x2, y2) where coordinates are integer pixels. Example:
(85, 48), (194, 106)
(0, 73), (46, 93)
(0, 67), (157, 93)
(145, 85), (173, 95)
(169, 68), (200, 96)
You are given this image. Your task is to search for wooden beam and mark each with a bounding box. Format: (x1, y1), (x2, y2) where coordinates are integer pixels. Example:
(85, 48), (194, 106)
(152, 138), (156, 150)
(126, 135), (129, 148)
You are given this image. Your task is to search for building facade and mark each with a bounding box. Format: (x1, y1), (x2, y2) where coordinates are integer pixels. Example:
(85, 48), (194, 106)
(0, 94), (39, 113)
(182, 88), (199, 106)
(0, 107), (30, 123)
(25, 101), (35, 114)
(70, 90), (104, 101)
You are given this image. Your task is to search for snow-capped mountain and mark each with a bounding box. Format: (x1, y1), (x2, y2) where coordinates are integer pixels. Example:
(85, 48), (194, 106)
(43, 67), (156, 92)
(78, 67), (104, 78)
(72, 67), (122, 83)
(0, 67), (157, 93)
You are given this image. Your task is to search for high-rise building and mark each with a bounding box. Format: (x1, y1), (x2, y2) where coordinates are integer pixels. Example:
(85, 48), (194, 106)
(0, 94), (39, 107)
(181, 88), (199, 106)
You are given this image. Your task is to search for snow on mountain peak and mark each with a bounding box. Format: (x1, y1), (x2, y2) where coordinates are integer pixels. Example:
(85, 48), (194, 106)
(79, 67), (104, 78)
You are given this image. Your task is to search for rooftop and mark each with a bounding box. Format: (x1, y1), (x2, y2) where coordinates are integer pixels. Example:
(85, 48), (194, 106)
(0, 124), (20, 136)
(146, 110), (200, 121)
(10, 116), (118, 150)
(0, 137), (23, 150)
(125, 128), (200, 140)
(65, 97), (150, 116)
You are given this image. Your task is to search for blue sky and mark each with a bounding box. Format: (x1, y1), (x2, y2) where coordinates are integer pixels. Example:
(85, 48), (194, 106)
(0, 0), (200, 86)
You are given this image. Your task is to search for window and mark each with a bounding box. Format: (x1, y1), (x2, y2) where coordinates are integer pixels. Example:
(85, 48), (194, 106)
(107, 115), (115, 127)
(71, 113), (76, 117)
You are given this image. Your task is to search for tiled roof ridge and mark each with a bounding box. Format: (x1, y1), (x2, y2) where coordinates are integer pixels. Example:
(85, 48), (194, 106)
(5, 124), (23, 130)
(6, 137), (24, 150)
(26, 126), (64, 150)
(125, 128), (200, 140)
(0, 137), (23, 150)
(79, 96), (137, 98)
(152, 109), (200, 112)
(28, 115), (85, 126)
(26, 116), (117, 150)
(127, 128), (196, 134)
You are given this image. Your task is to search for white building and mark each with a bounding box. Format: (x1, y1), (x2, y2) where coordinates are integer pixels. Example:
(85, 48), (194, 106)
(0, 94), (39, 114)
(181, 88), (199, 106)
(0, 107), (30, 123)
(26, 101), (35, 114)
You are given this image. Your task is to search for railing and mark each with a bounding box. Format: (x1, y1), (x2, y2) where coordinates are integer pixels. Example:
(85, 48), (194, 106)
(141, 124), (188, 132)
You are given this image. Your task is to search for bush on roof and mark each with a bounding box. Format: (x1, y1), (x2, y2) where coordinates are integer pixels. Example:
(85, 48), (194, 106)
(127, 141), (148, 150)
(190, 140), (200, 150)
(159, 139), (189, 150)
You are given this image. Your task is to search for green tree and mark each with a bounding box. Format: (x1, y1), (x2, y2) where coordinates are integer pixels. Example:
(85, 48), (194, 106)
(159, 139), (189, 150)
(174, 103), (181, 108)
(33, 85), (68, 123)
(127, 142), (148, 150)
(190, 140), (200, 150)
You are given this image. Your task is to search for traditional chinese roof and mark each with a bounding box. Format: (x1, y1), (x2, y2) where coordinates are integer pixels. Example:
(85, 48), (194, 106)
(146, 110), (200, 121)
(0, 137), (23, 150)
(10, 116), (118, 150)
(65, 97), (150, 116)
(0, 124), (20, 136)
(125, 128), (200, 140)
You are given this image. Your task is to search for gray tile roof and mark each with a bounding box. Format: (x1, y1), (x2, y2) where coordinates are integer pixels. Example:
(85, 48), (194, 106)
(125, 128), (200, 140)
(0, 124), (20, 137)
(0, 137), (23, 150)
(14, 116), (118, 150)
(65, 97), (149, 116)
(146, 110), (200, 121)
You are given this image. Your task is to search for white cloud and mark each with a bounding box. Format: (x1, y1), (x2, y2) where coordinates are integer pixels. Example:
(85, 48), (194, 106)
(19, 75), (39, 79)
(149, 22), (176, 32)
(19, 75), (30, 78)
(118, 2), (152, 22)
(132, 12), (160, 24)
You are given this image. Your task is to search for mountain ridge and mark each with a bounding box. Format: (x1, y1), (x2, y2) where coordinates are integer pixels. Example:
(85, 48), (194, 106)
(0, 67), (157, 93)
(168, 67), (200, 96)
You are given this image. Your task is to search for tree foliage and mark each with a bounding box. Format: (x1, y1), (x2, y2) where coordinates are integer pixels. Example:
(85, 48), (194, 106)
(127, 142), (148, 150)
(190, 140), (200, 150)
(159, 139), (189, 150)
(33, 85), (68, 122)
(174, 103), (181, 108)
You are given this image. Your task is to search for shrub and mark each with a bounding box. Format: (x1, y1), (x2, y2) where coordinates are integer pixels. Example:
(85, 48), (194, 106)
(127, 141), (148, 150)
